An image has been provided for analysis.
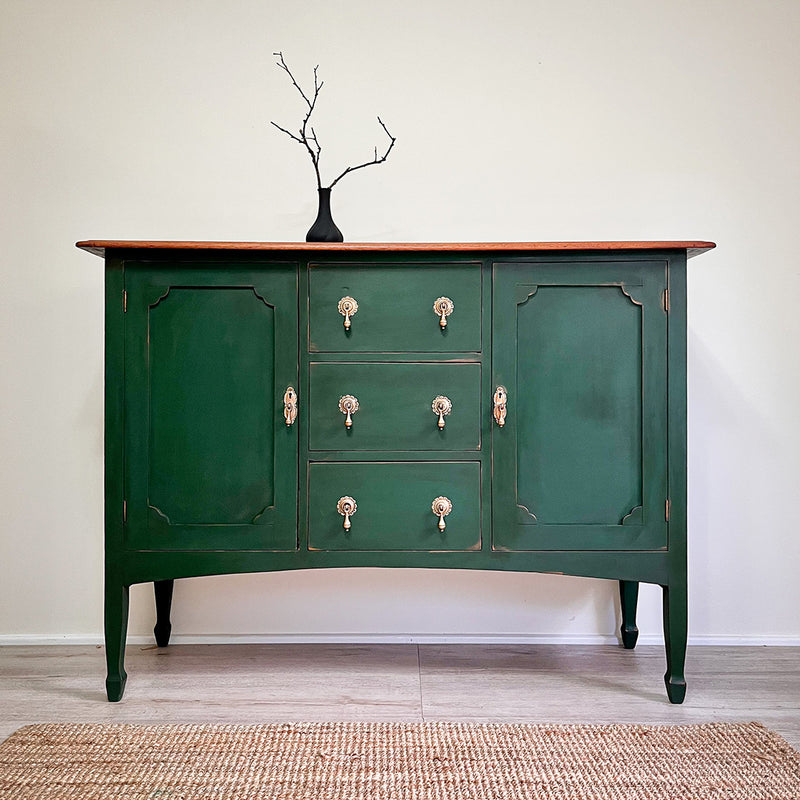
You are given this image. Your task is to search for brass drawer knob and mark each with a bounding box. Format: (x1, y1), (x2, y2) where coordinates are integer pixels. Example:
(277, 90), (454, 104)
(433, 296), (454, 328)
(493, 385), (508, 427)
(338, 394), (359, 429)
(338, 296), (358, 330)
(283, 386), (298, 426)
(431, 496), (453, 531)
(431, 395), (452, 429)
(337, 496), (357, 531)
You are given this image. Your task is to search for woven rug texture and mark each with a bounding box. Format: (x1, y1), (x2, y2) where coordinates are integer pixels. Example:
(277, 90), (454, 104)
(1, 721), (799, 799)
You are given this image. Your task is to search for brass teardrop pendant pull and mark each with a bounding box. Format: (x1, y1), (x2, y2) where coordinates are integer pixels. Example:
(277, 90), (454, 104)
(338, 394), (359, 429)
(433, 296), (454, 328)
(431, 496), (453, 531)
(431, 395), (452, 429)
(338, 296), (358, 330)
(337, 496), (357, 531)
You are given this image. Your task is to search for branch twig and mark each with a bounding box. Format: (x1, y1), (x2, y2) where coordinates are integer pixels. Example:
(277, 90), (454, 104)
(270, 53), (396, 190)
(328, 117), (396, 189)
(270, 52), (323, 188)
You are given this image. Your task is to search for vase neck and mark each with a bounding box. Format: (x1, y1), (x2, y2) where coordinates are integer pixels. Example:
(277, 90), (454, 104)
(317, 187), (332, 210)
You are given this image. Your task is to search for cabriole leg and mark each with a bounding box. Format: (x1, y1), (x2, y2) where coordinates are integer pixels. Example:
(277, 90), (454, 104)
(153, 579), (175, 647)
(619, 580), (639, 649)
(104, 579), (130, 702)
(662, 582), (688, 704)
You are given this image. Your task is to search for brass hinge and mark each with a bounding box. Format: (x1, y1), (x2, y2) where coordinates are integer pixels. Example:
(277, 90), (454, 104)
(123, 499), (127, 523)
(663, 288), (670, 312)
(665, 499), (671, 522)
(123, 290), (127, 312)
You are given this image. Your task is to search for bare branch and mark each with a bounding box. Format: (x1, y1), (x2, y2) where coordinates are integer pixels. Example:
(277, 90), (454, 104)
(273, 51), (315, 108)
(312, 65), (323, 102)
(328, 117), (397, 189)
(270, 51), (323, 188)
(270, 54), (397, 191)
(270, 120), (304, 145)
(309, 126), (322, 162)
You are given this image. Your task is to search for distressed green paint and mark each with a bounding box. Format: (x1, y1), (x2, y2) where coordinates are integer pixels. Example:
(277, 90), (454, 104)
(619, 579), (640, 649)
(516, 285), (642, 523)
(123, 263), (298, 551)
(148, 287), (276, 523)
(308, 362), (481, 451)
(308, 263), (482, 352)
(664, 252), (689, 703)
(103, 256), (127, 702)
(308, 461), (481, 551)
(492, 261), (668, 551)
(88, 244), (703, 704)
(117, 548), (671, 585)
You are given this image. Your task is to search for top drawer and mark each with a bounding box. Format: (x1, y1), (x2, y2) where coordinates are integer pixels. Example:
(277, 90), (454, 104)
(308, 263), (482, 352)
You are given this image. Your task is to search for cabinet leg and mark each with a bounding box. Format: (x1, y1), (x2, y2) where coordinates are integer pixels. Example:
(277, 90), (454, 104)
(104, 580), (130, 702)
(153, 579), (175, 647)
(662, 582), (688, 704)
(619, 580), (639, 649)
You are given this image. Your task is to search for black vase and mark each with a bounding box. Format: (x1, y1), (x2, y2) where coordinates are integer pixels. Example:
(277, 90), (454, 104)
(306, 187), (344, 242)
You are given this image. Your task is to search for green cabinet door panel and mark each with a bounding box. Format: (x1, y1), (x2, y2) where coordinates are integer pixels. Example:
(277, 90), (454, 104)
(492, 261), (668, 551)
(124, 264), (299, 551)
(308, 461), (481, 551)
(308, 362), (481, 451)
(308, 263), (482, 352)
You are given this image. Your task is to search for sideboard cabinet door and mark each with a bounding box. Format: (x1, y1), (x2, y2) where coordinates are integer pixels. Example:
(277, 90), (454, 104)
(492, 261), (668, 551)
(123, 264), (299, 551)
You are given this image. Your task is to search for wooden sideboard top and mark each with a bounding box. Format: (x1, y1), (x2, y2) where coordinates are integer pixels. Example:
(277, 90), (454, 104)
(76, 240), (716, 259)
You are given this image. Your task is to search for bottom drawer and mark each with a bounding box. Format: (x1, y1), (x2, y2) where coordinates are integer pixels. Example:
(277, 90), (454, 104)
(308, 462), (481, 551)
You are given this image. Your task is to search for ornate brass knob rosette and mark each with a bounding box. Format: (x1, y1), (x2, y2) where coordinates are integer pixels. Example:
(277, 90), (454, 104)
(338, 296), (358, 330)
(431, 395), (452, 429)
(431, 496), (453, 531)
(433, 296), (454, 328)
(493, 385), (508, 427)
(337, 496), (357, 531)
(283, 386), (298, 426)
(338, 394), (359, 429)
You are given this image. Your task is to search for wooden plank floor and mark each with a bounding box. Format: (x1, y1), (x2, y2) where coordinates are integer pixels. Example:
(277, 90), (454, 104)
(1, 644), (799, 748)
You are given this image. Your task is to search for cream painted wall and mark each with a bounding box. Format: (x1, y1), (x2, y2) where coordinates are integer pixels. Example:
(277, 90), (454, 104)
(1, 1), (798, 645)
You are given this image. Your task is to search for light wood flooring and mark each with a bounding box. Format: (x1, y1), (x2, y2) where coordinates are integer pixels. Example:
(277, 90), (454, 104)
(1, 644), (799, 748)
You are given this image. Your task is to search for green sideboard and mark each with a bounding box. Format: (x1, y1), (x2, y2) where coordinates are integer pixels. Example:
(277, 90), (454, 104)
(78, 239), (715, 703)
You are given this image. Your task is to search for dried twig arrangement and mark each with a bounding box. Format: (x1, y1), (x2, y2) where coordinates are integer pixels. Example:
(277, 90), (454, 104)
(270, 52), (396, 190)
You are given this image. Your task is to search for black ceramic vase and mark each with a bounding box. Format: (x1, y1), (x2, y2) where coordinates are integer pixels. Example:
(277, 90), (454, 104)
(306, 187), (344, 242)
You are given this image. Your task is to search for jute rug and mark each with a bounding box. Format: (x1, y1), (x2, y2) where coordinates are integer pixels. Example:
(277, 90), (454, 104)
(1, 721), (799, 799)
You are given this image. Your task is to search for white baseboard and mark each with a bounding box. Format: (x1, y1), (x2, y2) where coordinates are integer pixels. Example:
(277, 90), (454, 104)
(1, 633), (799, 646)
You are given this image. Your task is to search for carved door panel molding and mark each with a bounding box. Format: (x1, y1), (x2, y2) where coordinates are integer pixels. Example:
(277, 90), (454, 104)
(491, 261), (668, 551)
(123, 263), (299, 551)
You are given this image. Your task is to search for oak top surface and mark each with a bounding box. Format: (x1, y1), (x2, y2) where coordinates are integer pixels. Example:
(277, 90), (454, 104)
(77, 240), (715, 258)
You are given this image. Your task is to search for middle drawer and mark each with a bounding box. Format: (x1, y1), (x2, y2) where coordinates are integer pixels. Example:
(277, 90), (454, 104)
(308, 362), (481, 451)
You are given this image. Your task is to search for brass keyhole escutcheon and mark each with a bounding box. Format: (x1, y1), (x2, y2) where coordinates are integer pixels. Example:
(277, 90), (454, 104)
(338, 296), (358, 330)
(493, 385), (508, 428)
(431, 395), (452, 429)
(433, 296), (454, 328)
(338, 394), (359, 429)
(431, 496), (453, 531)
(337, 496), (357, 531)
(283, 386), (298, 427)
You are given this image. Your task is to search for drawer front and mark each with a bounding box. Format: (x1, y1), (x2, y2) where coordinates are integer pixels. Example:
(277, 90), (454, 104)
(308, 263), (482, 352)
(309, 362), (481, 451)
(308, 462), (481, 551)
